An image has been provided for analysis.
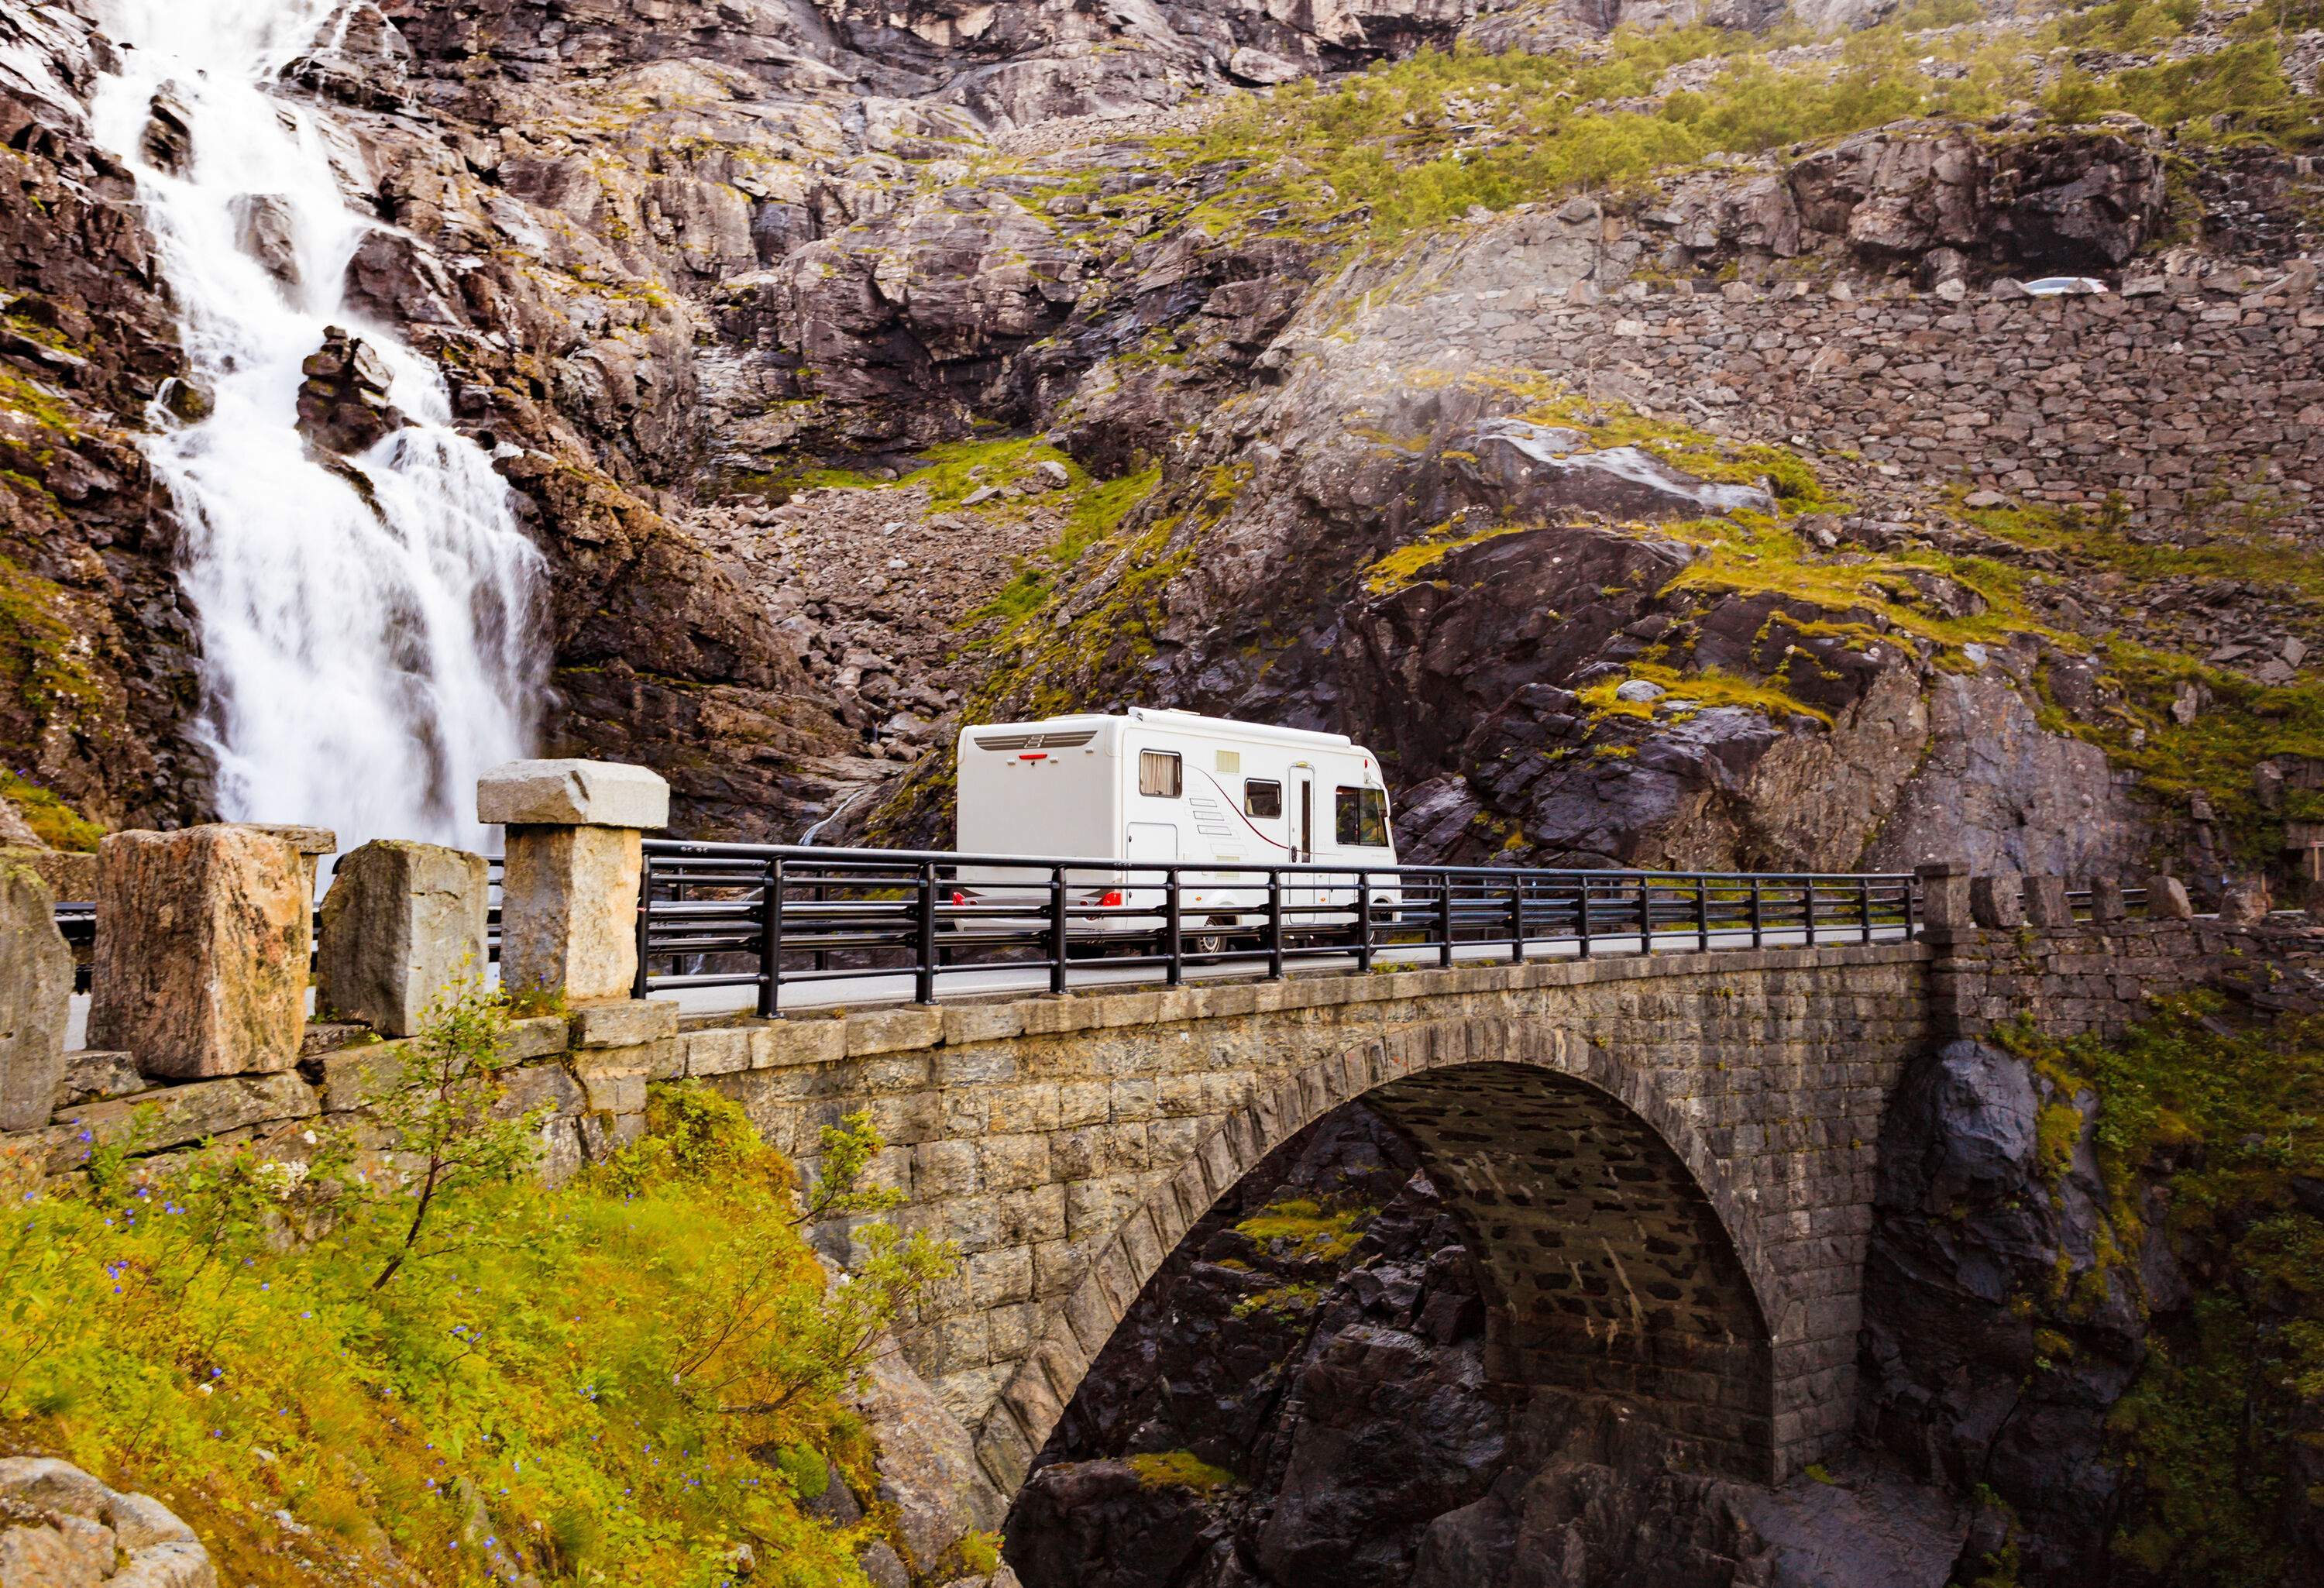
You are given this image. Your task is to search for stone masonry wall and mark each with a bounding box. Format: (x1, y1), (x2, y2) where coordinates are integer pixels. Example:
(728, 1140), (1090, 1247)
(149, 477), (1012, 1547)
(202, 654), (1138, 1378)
(693, 944), (1934, 1490)
(1927, 913), (2320, 1042)
(1343, 246), (2322, 532)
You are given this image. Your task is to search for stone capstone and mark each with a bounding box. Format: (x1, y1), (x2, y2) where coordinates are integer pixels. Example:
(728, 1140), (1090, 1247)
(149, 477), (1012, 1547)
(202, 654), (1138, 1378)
(0, 1456), (214, 1588)
(1916, 861), (1972, 929)
(2023, 873), (2074, 927)
(478, 759), (672, 830)
(2219, 875), (2273, 923)
(87, 825), (308, 1079)
(2147, 874), (2195, 919)
(318, 840), (490, 1036)
(0, 860), (72, 1131)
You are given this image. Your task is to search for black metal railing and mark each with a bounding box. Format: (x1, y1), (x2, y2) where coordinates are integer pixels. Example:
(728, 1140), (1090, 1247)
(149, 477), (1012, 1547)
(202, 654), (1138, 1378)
(41, 853), (2158, 1003)
(633, 840), (1931, 1015)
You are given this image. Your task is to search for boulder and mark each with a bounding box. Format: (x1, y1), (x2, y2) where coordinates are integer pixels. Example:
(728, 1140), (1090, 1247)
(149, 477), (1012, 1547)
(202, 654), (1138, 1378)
(295, 325), (406, 456)
(87, 826), (308, 1080)
(858, 1350), (1008, 1572)
(0, 1456), (214, 1588)
(318, 840), (490, 1036)
(139, 84), (192, 176)
(0, 859), (73, 1131)
(339, 229), (466, 328)
(280, 0), (414, 110)
(228, 194), (300, 289)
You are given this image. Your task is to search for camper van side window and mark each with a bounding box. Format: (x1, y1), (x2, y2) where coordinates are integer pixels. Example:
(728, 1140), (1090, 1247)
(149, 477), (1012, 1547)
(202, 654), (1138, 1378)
(1335, 785), (1390, 847)
(1139, 749), (1182, 799)
(1243, 779), (1282, 819)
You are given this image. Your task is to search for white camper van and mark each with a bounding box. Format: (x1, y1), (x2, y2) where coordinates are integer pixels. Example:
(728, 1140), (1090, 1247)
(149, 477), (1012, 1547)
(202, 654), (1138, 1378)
(953, 708), (1399, 940)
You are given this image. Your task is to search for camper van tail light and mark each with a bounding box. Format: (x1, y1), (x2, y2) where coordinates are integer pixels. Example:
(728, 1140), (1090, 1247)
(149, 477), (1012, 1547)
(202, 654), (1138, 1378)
(1098, 890), (1124, 908)
(950, 890), (968, 907)
(1018, 751), (1048, 761)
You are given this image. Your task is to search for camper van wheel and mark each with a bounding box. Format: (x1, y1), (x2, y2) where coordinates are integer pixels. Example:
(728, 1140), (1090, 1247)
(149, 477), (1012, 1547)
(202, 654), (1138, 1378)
(1190, 932), (1229, 958)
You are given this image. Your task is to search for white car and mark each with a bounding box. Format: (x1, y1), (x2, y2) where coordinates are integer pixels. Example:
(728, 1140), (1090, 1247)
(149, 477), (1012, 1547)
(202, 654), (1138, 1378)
(2023, 276), (2110, 297)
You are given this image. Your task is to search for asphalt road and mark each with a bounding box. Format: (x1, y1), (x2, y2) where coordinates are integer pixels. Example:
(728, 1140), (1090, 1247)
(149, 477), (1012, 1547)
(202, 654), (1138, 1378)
(660, 921), (1913, 1019)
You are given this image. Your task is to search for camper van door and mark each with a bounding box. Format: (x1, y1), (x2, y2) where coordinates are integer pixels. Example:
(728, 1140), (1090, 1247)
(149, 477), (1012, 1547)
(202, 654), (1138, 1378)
(1287, 765), (1324, 914)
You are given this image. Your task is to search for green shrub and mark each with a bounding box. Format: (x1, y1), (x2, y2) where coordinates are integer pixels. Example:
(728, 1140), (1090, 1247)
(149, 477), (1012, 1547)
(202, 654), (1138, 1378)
(1, 1015), (955, 1586)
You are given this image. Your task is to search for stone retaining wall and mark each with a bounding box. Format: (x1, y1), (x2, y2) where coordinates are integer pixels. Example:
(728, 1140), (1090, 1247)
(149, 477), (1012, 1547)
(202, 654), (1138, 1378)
(1928, 913), (2318, 1040)
(1356, 254), (2322, 531)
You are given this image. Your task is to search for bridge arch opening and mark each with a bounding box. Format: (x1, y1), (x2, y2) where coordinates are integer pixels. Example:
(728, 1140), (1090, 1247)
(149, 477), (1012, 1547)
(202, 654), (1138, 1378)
(982, 1029), (1780, 1524)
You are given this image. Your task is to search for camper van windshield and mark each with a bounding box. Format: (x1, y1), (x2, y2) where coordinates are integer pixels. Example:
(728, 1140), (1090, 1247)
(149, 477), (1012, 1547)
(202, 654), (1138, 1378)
(1336, 785), (1389, 847)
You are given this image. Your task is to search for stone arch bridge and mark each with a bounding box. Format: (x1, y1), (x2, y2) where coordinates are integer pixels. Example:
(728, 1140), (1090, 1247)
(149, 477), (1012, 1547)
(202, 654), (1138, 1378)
(25, 795), (2219, 1507)
(683, 944), (1930, 1493)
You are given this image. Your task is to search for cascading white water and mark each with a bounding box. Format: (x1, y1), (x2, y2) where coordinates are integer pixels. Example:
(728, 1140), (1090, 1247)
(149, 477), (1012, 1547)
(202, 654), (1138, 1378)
(86, 0), (545, 853)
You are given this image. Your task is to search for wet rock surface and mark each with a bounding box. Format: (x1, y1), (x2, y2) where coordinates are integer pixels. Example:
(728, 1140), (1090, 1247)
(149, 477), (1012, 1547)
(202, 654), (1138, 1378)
(295, 327), (407, 457)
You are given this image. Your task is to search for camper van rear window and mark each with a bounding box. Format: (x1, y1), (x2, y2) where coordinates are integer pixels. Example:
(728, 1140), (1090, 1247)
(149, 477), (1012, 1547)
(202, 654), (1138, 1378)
(1336, 785), (1389, 847)
(1140, 750), (1183, 798)
(1243, 779), (1282, 819)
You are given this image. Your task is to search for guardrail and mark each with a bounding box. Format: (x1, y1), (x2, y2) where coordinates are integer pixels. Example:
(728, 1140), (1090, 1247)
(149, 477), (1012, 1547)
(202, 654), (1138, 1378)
(634, 840), (1931, 1016)
(37, 854), (2154, 1005)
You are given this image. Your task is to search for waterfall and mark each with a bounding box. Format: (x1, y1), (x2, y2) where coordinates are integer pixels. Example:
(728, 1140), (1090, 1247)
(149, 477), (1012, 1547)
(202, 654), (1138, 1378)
(87, 0), (545, 854)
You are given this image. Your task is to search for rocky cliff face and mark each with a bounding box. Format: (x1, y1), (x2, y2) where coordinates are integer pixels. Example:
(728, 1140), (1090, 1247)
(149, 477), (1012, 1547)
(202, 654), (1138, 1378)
(1858, 979), (2324, 1586)
(0, 4), (206, 836)
(6, 0), (2312, 876)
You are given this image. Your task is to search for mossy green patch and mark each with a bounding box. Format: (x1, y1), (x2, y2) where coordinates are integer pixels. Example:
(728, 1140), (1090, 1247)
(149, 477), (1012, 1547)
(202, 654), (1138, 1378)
(1126, 1450), (1237, 1492)
(2040, 641), (2324, 867)
(968, 462), (1163, 633)
(0, 768), (102, 850)
(1229, 1280), (1326, 1322)
(1232, 1197), (1375, 1264)
(0, 555), (110, 735)
(1999, 1000), (2324, 1585)
(1580, 662), (1835, 727)
(1360, 518), (1533, 595)
(2044, 38), (2324, 149)
(1121, 25), (2030, 250)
